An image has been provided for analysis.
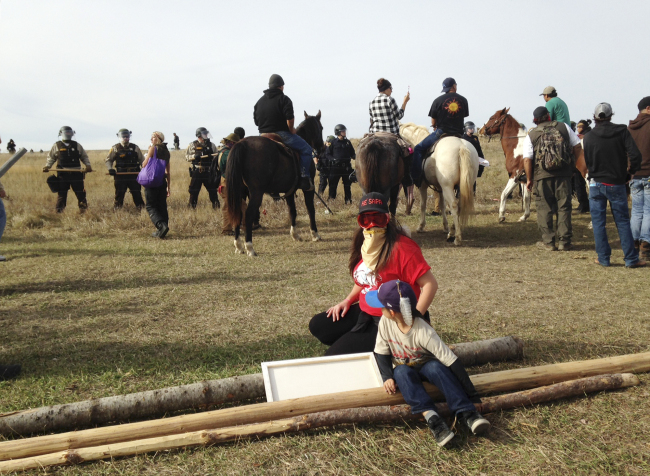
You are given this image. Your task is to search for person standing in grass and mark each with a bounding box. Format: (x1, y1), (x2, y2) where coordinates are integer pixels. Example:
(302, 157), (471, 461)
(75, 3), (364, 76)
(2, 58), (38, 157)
(0, 178), (6, 262)
(105, 128), (145, 210)
(309, 192), (437, 355)
(217, 133), (243, 235)
(584, 103), (645, 268)
(369, 279), (489, 447)
(628, 96), (650, 260)
(144, 131), (171, 239)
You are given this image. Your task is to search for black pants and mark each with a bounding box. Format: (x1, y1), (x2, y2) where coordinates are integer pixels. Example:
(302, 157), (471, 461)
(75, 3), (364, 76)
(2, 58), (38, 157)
(318, 170), (329, 195)
(309, 304), (430, 356)
(145, 180), (168, 228)
(572, 168), (589, 212)
(56, 172), (87, 212)
(189, 170), (219, 208)
(328, 162), (353, 202)
(114, 175), (144, 208)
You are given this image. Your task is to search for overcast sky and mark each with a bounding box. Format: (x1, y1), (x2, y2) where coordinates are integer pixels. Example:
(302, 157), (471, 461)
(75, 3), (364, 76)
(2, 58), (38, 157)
(1, 0), (648, 151)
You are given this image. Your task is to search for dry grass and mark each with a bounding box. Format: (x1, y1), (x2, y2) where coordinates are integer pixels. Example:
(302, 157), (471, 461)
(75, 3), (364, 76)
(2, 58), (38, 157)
(0, 142), (649, 475)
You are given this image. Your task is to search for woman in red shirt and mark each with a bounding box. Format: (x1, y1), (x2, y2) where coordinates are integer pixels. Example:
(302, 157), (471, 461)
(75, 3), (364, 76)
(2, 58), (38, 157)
(309, 192), (438, 355)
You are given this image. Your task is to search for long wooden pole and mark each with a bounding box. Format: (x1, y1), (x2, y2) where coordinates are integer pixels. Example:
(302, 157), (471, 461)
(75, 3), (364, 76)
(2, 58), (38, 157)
(1, 351), (648, 461)
(0, 336), (523, 437)
(0, 373), (639, 473)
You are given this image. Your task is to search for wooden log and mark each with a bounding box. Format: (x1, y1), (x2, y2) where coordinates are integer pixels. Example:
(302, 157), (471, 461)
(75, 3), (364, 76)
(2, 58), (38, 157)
(1, 351), (648, 462)
(0, 336), (523, 437)
(0, 373), (639, 473)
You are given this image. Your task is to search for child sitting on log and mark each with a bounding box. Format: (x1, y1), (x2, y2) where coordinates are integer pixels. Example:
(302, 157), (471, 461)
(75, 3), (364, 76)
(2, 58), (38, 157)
(368, 279), (490, 447)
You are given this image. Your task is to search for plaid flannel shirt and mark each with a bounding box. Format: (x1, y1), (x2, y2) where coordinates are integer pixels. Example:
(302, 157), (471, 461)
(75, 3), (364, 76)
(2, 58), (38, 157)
(369, 93), (404, 134)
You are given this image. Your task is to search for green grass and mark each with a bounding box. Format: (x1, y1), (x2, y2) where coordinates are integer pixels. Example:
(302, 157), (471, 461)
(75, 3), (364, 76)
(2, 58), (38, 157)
(0, 141), (649, 475)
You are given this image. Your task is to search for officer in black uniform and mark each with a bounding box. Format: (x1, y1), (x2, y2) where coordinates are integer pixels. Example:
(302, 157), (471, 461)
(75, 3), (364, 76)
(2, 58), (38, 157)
(323, 125), (356, 203)
(185, 127), (220, 209)
(106, 128), (145, 209)
(317, 135), (335, 195)
(43, 126), (92, 212)
(462, 121), (485, 178)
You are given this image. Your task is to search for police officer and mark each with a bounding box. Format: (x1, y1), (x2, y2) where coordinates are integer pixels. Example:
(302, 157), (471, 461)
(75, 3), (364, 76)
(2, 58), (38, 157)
(185, 127), (220, 209)
(105, 128), (145, 209)
(43, 126), (92, 212)
(173, 133), (180, 150)
(462, 121), (486, 179)
(317, 135), (336, 195)
(323, 125), (356, 203)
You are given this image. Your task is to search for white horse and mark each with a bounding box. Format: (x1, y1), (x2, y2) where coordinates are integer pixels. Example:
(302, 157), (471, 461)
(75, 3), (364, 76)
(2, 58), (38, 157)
(400, 123), (480, 245)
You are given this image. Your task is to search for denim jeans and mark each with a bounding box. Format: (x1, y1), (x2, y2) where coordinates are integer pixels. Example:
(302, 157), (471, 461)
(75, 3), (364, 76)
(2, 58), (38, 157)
(393, 360), (475, 416)
(630, 178), (650, 243)
(276, 131), (313, 177)
(589, 181), (639, 267)
(0, 198), (6, 243)
(412, 128), (444, 181)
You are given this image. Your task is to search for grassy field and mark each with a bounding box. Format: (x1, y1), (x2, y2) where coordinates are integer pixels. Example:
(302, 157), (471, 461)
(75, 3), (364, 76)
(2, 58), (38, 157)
(0, 139), (649, 475)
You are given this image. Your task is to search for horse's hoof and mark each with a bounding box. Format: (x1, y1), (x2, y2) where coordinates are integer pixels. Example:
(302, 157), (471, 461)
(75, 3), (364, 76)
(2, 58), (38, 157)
(290, 226), (302, 242)
(234, 239), (245, 254)
(310, 230), (321, 242)
(518, 215), (529, 222)
(498, 216), (506, 223)
(446, 235), (455, 243)
(416, 226), (425, 233)
(245, 242), (257, 257)
(453, 239), (462, 246)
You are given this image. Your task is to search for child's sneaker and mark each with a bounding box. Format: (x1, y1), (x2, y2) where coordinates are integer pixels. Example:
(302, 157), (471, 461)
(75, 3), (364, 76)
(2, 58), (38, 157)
(427, 415), (456, 447)
(460, 411), (490, 435)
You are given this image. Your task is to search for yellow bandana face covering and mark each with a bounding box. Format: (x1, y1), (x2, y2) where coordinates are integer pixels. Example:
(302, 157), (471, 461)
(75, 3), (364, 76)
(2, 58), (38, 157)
(361, 227), (387, 271)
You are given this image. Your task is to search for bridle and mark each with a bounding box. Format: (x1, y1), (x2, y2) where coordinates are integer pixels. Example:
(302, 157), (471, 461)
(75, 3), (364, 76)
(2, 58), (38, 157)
(483, 114), (509, 141)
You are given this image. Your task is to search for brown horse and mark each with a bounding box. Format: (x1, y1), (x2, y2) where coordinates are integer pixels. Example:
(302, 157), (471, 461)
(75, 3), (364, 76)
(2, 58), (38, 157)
(355, 133), (405, 216)
(480, 108), (531, 223)
(225, 111), (324, 256)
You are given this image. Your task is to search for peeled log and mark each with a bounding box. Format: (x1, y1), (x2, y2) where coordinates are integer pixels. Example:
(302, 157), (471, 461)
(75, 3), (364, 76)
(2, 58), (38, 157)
(0, 336), (523, 437)
(1, 351), (648, 462)
(0, 373), (639, 474)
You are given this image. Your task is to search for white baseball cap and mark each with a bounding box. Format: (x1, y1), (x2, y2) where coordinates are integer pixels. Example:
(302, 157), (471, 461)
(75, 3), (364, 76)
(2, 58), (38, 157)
(594, 102), (613, 119)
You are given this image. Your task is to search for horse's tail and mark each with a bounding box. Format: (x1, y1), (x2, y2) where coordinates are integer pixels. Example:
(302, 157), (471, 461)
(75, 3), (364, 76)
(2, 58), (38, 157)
(226, 141), (246, 227)
(363, 139), (387, 193)
(458, 143), (475, 227)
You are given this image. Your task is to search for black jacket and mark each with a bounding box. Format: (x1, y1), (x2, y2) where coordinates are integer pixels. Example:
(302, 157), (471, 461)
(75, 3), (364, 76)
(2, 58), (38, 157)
(462, 133), (484, 158)
(583, 121), (642, 185)
(254, 88), (294, 133)
(324, 138), (356, 162)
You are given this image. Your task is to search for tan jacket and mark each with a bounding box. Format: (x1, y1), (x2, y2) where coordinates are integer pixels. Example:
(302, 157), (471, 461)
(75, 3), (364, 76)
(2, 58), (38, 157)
(45, 141), (91, 168)
(105, 142), (145, 169)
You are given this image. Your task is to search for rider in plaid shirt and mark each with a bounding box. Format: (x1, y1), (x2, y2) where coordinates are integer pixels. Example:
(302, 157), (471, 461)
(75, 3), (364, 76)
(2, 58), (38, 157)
(369, 78), (410, 133)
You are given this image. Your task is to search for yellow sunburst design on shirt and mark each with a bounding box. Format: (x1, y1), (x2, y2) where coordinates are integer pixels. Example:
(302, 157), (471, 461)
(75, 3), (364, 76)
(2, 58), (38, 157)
(445, 100), (460, 114)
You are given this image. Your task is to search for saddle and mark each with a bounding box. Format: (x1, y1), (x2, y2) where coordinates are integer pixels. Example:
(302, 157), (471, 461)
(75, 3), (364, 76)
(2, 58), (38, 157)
(360, 132), (412, 158)
(260, 133), (301, 163)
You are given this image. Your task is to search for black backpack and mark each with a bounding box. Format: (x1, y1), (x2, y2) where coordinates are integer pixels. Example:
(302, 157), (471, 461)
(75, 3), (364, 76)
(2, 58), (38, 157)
(156, 143), (171, 161)
(534, 122), (573, 171)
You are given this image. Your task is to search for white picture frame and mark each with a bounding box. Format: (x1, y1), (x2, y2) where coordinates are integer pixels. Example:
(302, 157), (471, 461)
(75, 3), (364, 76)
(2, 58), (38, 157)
(261, 352), (383, 402)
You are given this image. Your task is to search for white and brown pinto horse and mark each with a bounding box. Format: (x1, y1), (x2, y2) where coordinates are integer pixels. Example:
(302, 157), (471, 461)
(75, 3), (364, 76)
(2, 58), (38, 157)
(480, 108), (531, 223)
(400, 123), (479, 245)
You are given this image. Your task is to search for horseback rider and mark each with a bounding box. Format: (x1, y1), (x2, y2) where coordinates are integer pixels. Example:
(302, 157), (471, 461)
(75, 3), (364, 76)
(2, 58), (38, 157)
(105, 128), (145, 209)
(323, 124), (356, 203)
(254, 74), (314, 191)
(412, 78), (469, 186)
(185, 127), (220, 209)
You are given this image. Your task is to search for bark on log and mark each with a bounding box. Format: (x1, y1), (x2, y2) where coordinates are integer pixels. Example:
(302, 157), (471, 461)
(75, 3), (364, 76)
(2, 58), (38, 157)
(1, 351), (648, 462)
(0, 336), (523, 437)
(0, 373), (639, 474)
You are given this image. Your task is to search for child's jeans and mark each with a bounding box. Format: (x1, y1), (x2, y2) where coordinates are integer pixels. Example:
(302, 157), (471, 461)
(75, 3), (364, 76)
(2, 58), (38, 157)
(393, 360), (476, 415)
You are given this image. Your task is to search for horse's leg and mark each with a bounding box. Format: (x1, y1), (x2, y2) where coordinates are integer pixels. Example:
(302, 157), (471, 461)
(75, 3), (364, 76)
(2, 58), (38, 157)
(389, 184), (399, 216)
(244, 191), (263, 257)
(303, 190), (321, 242)
(405, 185), (415, 215)
(441, 185), (458, 243)
(417, 183), (428, 233)
(233, 223), (245, 254)
(285, 193), (301, 242)
(498, 177), (519, 223)
(520, 183), (531, 222)
(439, 191), (448, 234)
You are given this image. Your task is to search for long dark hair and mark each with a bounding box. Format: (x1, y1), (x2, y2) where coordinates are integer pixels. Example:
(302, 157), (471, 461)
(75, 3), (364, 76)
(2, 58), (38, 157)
(348, 216), (408, 275)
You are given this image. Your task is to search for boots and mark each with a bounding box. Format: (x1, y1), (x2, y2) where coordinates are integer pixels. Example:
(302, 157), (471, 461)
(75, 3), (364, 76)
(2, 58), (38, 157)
(300, 176), (314, 191)
(641, 241), (650, 260)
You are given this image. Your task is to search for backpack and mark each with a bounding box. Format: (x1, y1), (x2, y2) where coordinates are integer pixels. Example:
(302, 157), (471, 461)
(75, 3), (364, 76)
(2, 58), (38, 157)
(534, 122), (573, 172)
(209, 148), (223, 186)
(155, 142), (171, 161)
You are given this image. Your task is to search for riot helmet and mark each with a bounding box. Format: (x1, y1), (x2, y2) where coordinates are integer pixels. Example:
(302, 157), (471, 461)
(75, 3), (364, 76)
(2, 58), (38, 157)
(117, 128), (132, 142)
(59, 126), (75, 141)
(334, 124), (347, 137)
(195, 127), (212, 140)
(463, 121), (476, 134)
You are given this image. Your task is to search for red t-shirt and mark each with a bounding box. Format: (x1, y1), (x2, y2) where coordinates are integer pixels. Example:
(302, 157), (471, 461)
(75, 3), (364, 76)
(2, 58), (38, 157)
(353, 235), (431, 317)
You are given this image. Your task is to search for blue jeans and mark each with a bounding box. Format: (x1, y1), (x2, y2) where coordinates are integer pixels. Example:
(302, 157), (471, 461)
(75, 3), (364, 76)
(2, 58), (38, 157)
(412, 128), (444, 181)
(0, 198), (6, 244)
(589, 182), (640, 267)
(630, 178), (650, 243)
(393, 360), (475, 416)
(276, 131), (313, 178)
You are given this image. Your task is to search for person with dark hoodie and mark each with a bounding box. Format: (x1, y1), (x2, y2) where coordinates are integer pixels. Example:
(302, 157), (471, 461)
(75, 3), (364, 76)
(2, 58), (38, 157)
(254, 74), (314, 191)
(628, 96), (650, 260)
(583, 103), (645, 268)
(572, 119), (593, 213)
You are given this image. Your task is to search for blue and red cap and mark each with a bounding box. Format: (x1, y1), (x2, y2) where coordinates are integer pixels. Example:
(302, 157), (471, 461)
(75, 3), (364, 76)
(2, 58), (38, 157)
(365, 279), (417, 312)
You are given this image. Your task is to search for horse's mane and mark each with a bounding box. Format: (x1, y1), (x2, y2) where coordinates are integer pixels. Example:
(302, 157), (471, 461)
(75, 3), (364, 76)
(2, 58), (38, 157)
(399, 122), (430, 146)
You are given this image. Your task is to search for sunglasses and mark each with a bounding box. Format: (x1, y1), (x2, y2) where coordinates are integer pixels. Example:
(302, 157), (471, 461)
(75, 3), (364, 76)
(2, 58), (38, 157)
(357, 212), (390, 229)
